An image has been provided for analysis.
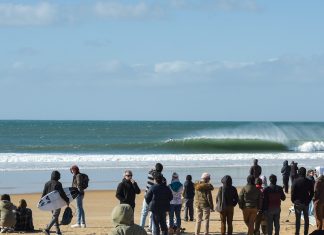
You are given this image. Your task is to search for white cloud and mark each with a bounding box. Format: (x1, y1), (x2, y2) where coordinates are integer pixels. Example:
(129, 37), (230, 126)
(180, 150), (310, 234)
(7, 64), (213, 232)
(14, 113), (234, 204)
(154, 60), (254, 74)
(93, 1), (164, 19)
(0, 2), (57, 26)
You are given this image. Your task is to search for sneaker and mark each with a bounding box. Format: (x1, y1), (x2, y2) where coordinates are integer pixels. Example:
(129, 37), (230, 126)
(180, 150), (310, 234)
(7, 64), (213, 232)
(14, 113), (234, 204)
(1, 228), (8, 233)
(43, 229), (50, 235)
(81, 223), (86, 228)
(71, 224), (81, 228)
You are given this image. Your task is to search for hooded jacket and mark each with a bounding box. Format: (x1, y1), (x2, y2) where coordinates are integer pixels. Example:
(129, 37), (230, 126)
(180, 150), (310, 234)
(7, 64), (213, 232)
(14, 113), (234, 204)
(281, 160), (291, 177)
(0, 200), (16, 228)
(314, 175), (324, 204)
(116, 178), (141, 208)
(216, 175), (238, 211)
(42, 171), (69, 203)
(238, 176), (260, 209)
(110, 204), (147, 235)
(290, 162), (298, 177)
(169, 179), (183, 205)
(194, 181), (214, 210)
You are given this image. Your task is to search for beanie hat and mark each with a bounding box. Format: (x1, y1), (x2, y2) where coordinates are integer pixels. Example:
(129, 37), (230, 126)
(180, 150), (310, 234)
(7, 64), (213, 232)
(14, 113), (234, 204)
(172, 172), (179, 179)
(201, 172), (210, 179)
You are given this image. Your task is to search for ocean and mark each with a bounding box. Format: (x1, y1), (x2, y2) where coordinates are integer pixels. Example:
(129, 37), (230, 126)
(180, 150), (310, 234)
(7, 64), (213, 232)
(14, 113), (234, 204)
(1, 120), (324, 193)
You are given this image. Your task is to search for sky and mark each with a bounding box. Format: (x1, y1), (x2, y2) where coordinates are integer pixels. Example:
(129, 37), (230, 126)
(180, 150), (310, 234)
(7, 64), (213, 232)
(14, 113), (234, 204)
(0, 0), (324, 121)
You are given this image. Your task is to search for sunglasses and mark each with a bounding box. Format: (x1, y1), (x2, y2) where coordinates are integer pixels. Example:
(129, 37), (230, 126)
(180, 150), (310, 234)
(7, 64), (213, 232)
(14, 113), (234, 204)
(125, 175), (132, 177)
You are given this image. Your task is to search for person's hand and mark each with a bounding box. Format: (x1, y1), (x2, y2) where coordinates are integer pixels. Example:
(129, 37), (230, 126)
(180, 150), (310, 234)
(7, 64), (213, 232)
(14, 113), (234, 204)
(131, 179), (135, 184)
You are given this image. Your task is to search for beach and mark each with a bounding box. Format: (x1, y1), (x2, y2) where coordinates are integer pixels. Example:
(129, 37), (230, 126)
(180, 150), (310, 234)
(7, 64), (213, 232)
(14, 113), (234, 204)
(9, 189), (316, 235)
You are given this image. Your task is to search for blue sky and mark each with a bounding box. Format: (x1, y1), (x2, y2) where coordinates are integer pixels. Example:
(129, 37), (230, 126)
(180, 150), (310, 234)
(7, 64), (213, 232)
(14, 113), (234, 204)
(0, 0), (324, 121)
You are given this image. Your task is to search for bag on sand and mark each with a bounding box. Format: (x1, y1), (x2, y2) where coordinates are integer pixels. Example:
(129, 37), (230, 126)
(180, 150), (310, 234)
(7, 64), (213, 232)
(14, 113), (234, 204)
(60, 206), (73, 225)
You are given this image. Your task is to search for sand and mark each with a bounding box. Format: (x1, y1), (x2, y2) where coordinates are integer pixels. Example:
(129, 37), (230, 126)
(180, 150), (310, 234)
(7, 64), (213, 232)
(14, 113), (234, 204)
(8, 189), (316, 235)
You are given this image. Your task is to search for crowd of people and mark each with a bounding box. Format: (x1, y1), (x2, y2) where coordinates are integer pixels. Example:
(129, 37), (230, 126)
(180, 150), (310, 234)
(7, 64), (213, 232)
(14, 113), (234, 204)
(1, 161), (324, 235)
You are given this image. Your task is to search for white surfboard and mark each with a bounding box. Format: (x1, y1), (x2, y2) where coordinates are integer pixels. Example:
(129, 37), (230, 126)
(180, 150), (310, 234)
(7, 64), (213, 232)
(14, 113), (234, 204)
(38, 187), (79, 211)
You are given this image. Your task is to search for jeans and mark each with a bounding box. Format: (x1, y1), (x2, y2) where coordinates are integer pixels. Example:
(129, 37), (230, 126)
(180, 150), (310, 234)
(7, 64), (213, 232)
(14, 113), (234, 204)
(184, 198), (194, 221)
(46, 208), (61, 233)
(76, 194), (85, 224)
(266, 208), (281, 235)
(140, 199), (154, 231)
(152, 211), (168, 235)
(169, 204), (182, 228)
(195, 207), (211, 235)
(283, 176), (289, 193)
(294, 204), (309, 235)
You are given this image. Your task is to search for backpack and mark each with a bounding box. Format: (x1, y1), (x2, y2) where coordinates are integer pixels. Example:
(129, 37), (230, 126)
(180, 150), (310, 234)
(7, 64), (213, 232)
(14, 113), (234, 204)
(60, 206), (73, 225)
(79, 173), (89, 190)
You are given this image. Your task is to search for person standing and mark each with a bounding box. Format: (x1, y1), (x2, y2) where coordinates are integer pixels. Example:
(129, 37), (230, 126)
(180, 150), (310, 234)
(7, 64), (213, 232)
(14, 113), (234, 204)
(254, 178), (266, 235)
(249, 159), (262, 179)
(291, 167), (314, 235)
(183, 175), (195, 222)
(216, 175), (238, 235)
(281, 160), (291, 193)
(262, 174), (286, 235)
(290, 161), (299, 184)
(140, 163), (164, 230)
(116, 170), (141, 211)
(194, 172), (214, 235)
(314, 171), (324, 230)
(145, 172), (173, 235)
(42, 171), (69, 235)
(70, 165), (88, 228)
(168, 172), (183, 235)
(238, 175), (260, 235)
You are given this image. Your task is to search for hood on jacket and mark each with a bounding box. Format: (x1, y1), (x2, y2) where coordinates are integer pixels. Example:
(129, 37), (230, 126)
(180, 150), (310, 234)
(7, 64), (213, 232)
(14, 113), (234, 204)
(283, 160), (288, 167)
(112, 204), (134, 226)
(51, 171), (61, 181)
(0, 200), (14, 210)
(221, 175), (232, 187)
(195, 181), (214, 191)
(170, 180), (183, 192)
(247, 175), (255, 185)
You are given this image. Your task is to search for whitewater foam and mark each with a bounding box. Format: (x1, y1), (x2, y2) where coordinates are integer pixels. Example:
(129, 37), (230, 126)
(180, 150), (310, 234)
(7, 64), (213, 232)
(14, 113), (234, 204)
(297, 141), (324, 152)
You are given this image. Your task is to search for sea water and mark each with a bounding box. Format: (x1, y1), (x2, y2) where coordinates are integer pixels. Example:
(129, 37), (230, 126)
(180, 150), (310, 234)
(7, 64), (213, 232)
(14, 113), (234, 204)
(1, 120), (324, 193)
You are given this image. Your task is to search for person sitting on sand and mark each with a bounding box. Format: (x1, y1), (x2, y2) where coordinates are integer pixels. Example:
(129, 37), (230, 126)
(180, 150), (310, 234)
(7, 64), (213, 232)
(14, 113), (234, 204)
(14, 199), (34, 232)
(0, 194), (16, 233)
(110, 204), (147, 235)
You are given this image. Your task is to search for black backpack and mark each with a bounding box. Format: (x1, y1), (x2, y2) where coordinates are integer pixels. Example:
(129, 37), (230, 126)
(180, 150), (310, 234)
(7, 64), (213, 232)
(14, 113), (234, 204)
(60, 207), (73, 225)
(79, 173), (89, 190)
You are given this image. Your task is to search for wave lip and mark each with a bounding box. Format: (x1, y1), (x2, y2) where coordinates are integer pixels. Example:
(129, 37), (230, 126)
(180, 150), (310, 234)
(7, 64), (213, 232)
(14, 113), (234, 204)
(296, 141), (324, 152)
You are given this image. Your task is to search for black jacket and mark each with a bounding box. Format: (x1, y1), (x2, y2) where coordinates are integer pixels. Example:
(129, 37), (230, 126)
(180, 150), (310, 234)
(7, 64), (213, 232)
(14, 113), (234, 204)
(183, 180), (195, 199)
(42, 171), (69, 203)
(291, 176), (314, 205)
(145, 183), (173, 213)
(281, 160), (291, 177)
(290, 163), (298, 177)
(116, 178), (141, 208)
(216, 175), (238, 210)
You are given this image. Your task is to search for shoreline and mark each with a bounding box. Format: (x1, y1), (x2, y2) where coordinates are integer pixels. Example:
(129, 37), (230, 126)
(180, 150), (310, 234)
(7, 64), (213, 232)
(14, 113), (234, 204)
(6, 189), (317, 235)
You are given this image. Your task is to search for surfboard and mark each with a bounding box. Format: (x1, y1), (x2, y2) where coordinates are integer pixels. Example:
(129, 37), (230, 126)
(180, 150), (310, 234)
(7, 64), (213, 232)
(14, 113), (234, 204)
(38, 187), (79, 211)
